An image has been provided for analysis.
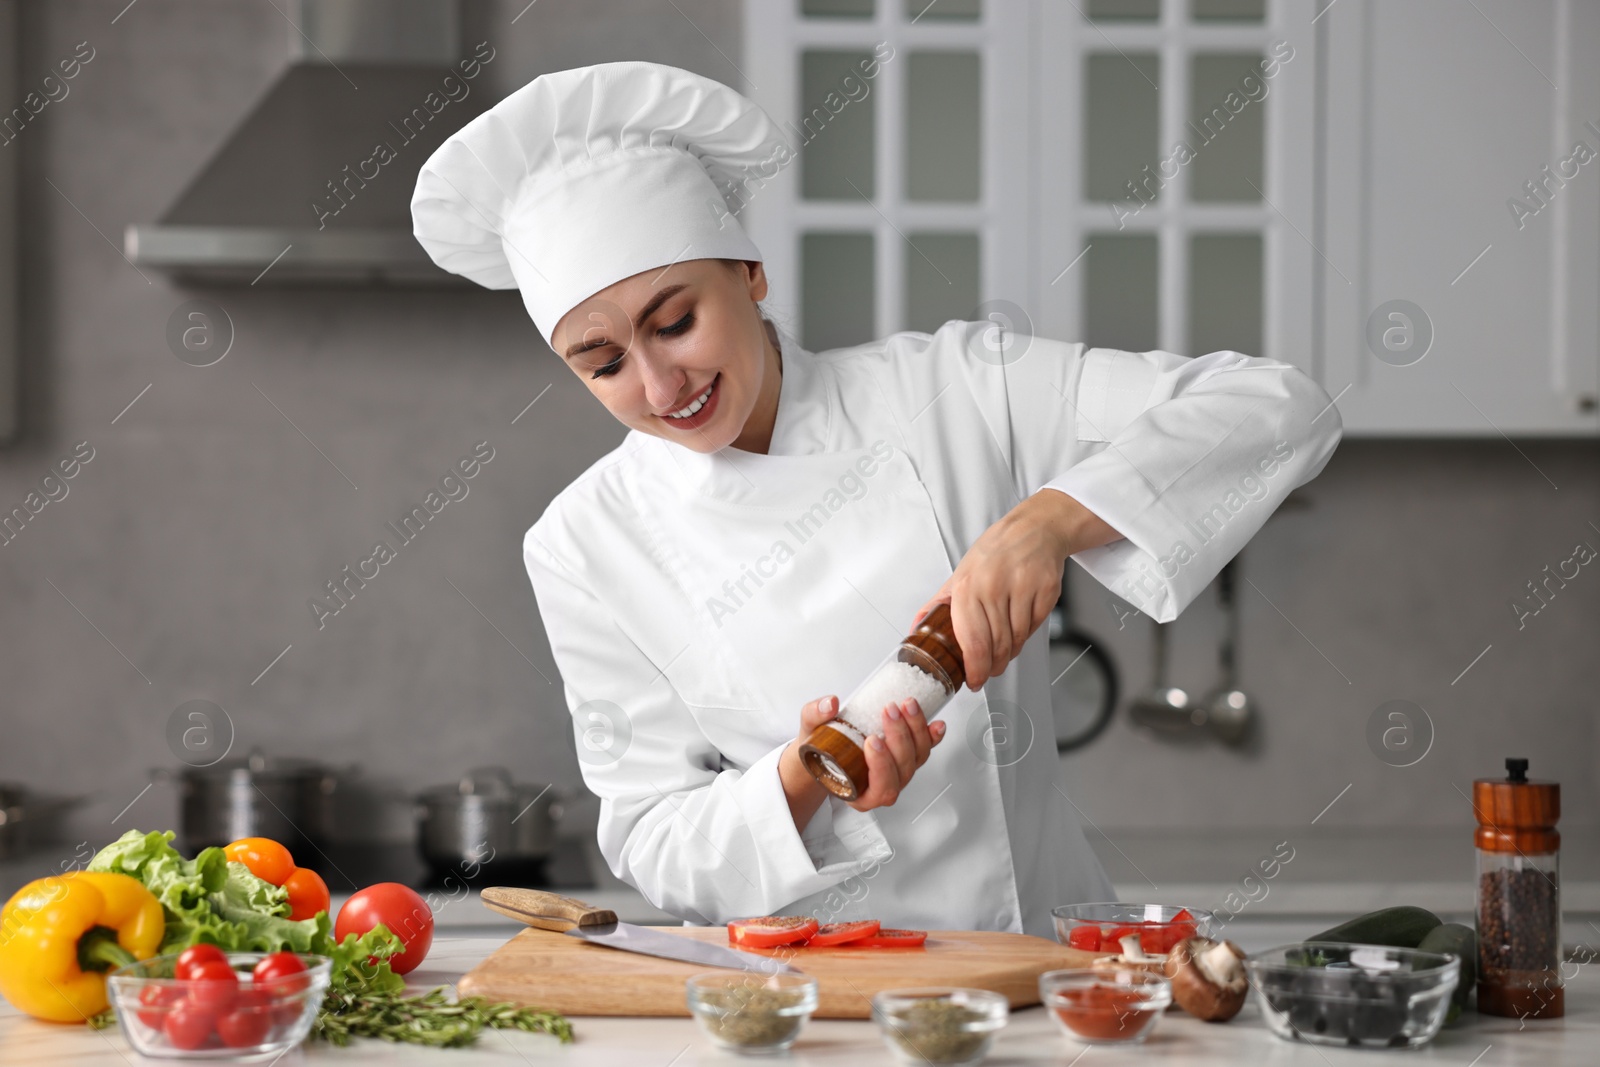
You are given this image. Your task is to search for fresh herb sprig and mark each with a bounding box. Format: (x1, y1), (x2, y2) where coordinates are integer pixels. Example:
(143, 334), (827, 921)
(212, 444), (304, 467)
(313, 986), (574, 1048)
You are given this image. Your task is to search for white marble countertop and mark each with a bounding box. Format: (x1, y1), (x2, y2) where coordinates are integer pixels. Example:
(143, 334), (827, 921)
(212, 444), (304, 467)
(1, 935), (1593, 1066)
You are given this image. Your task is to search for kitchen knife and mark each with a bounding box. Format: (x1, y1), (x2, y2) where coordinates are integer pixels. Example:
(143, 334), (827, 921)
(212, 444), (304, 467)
(480, 887), (805, 975)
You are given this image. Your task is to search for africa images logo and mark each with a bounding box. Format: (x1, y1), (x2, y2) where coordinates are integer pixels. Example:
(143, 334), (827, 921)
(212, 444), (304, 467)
(1116, 440), (1295, 609)
(703, 440), (894, 628)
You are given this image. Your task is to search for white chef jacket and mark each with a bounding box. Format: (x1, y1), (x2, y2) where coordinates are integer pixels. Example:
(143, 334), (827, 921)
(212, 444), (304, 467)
(523, 318), (1342, 937)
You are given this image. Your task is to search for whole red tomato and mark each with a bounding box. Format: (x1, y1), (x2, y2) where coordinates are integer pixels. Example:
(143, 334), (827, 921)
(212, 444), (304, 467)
(335, 883), (434, 976)
(173, 943), (228, 981)
(186, 959), (239, 1010)
(252, 952), (309, 997)
(135, 984), (183, 1029)
(163, 999), (217, 1050)
(216, 989), (272, 1048)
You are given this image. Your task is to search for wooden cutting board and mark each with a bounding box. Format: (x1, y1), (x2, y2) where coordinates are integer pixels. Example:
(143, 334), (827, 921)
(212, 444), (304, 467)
(457, 926), (1102, 1018)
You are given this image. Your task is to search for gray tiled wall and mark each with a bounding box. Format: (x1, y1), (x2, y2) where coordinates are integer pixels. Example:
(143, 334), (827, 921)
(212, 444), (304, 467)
(0, 1), (1594, 858)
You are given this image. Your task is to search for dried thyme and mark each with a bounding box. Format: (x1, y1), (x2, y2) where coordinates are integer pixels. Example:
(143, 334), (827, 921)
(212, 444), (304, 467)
(881, 998), (990, 1063)
(695, 984), (808, 1048)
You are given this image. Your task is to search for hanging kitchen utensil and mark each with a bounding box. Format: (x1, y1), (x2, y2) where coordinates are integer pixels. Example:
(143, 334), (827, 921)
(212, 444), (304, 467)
(1128, 613), (1196, 736)
(1199, 559), (1255, 745)
(1046, 566), (1119, 752)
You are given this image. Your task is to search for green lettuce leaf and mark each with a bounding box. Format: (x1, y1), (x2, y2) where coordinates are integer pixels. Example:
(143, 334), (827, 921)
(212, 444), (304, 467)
(218, 855), (291, 918)
(324, 925), (408, 998)
(88, 829), (404, 988)
(89, 830), (229, 947)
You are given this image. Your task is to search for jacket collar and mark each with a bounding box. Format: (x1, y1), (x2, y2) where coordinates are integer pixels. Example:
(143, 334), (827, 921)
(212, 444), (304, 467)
(644, 320), (839, 502)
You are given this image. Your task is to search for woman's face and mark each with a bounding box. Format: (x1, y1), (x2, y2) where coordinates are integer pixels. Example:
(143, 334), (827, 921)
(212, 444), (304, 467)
(550, 258), (780, 454)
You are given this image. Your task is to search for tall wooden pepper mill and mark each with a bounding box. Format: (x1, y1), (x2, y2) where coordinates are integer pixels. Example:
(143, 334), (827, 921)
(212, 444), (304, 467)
(1474, 757), (1562, 1018)
(798, 602), (967, 801)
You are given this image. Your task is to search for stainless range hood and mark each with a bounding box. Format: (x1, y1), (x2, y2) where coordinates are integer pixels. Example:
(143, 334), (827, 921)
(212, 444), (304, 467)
(126, 0), (486, 286)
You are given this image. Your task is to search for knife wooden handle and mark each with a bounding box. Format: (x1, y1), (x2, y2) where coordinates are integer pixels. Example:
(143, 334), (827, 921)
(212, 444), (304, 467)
(481, 886), (618, 931)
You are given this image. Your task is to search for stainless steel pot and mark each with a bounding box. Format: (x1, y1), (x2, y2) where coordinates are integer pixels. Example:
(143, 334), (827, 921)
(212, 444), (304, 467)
(0, 783), (25, 860)
(0, 786), (86, 860)
(169, 750), (347, 853)
(415, 767), (562, 874)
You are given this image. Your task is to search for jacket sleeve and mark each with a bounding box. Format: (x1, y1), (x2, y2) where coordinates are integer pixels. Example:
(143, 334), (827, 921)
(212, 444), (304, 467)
(942, 322), (1342, 622)
(523, 527), (886, 923)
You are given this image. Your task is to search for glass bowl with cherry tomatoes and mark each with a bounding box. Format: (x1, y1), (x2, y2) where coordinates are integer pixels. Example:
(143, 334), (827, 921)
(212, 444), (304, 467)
(1050, 903), (1217, 965)
(107, 946), (330, 1060)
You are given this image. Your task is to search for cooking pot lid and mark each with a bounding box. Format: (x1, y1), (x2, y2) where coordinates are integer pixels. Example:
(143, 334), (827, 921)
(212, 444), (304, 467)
(177, 749), (329, 779)
(417, 766), (555, 802)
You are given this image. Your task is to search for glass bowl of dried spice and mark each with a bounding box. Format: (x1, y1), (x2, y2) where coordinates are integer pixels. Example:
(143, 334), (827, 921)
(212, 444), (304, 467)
(872, 987), (1009, 1066)
(686, 972), (819, 1053)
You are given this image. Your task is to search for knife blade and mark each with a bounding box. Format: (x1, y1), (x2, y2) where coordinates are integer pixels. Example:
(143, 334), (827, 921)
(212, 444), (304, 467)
(480, 887), (804, 975)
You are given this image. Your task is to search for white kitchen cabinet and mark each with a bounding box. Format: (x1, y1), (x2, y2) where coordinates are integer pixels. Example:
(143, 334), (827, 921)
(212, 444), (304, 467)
(744, 0), (1599, 436)
(1321, 0), (1600, 435)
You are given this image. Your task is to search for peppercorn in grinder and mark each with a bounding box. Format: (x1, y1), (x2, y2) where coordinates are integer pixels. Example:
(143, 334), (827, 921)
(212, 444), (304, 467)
(1474, 757), (1562, 1018)
(798, 601), (967, 802)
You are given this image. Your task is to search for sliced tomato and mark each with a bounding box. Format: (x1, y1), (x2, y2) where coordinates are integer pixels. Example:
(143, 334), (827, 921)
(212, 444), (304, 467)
(803, 920), (881, 947)
(1141, 925), (1176, 954)
(1139, 910), (1199, 954)
(1066, 924), (1102, 952)
(849, 928), (927, 948)
(727, 916), (820, 949)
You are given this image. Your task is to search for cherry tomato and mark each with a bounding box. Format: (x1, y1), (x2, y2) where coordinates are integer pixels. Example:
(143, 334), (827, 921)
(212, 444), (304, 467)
(186, 959), (239, 1010)
(849, 928), (927, 947)
(163, 999), (217, 1050)
(1066, 924), (1103, 952)
(223, 837), (296, 886)
(216, 989), (272, 1048)
(282, 866), (330, 921)
(135, 984), (183, 1029)
(726, 916), (820, 949)
(252, 952), (310, 997)
(803, 920), (880, 947)
(173, 942), (228, 981)
(335, 883), (435, 976)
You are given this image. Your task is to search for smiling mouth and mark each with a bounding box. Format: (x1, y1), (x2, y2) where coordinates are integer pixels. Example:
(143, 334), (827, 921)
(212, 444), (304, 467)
(663, 374), (717, 420)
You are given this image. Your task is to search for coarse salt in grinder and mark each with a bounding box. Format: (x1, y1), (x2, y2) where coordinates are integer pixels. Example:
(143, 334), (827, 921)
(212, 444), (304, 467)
(797, 601), (966, 801)
(1474, 757), (1562, 1018)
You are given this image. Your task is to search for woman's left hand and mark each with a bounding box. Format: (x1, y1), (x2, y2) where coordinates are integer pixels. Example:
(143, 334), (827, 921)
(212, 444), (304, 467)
(912, 489), (1120, 690)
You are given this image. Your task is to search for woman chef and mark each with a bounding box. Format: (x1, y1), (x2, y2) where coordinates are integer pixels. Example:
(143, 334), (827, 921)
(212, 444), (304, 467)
(412, 62), (1342, 938)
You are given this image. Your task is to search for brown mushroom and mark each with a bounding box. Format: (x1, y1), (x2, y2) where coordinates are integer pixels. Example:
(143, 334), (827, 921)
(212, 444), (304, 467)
(1164, 936), (1248, 1021)
(1089, 932), (1168, 976)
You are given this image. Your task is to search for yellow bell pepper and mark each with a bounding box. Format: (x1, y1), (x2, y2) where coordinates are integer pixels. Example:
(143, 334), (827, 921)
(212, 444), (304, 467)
(0, 871), (164, 1023)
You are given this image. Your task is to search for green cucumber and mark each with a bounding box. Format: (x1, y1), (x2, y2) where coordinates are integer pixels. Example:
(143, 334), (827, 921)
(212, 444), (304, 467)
(1307, 906), (1443, 949)
(1417, 922), (1476, 1021)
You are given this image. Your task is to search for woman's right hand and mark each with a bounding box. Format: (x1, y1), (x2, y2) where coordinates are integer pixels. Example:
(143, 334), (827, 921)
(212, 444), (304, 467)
(788, 694), (947, 813)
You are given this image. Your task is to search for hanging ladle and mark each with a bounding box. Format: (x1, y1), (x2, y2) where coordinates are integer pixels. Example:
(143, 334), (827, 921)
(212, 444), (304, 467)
(1199, 559), (1255, 745)
(1128, 610), (1195, 735)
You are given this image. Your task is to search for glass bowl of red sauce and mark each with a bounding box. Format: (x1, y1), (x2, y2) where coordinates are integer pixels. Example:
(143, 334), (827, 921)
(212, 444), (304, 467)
(1040, 967), (1172, 1046)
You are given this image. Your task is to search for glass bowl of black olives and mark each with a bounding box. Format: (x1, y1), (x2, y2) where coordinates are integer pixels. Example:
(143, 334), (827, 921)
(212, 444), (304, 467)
(1246, 942), (1459, 1050)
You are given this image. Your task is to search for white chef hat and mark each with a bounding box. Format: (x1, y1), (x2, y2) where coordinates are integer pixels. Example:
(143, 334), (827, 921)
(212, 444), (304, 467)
(411, 61), (785, 347)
